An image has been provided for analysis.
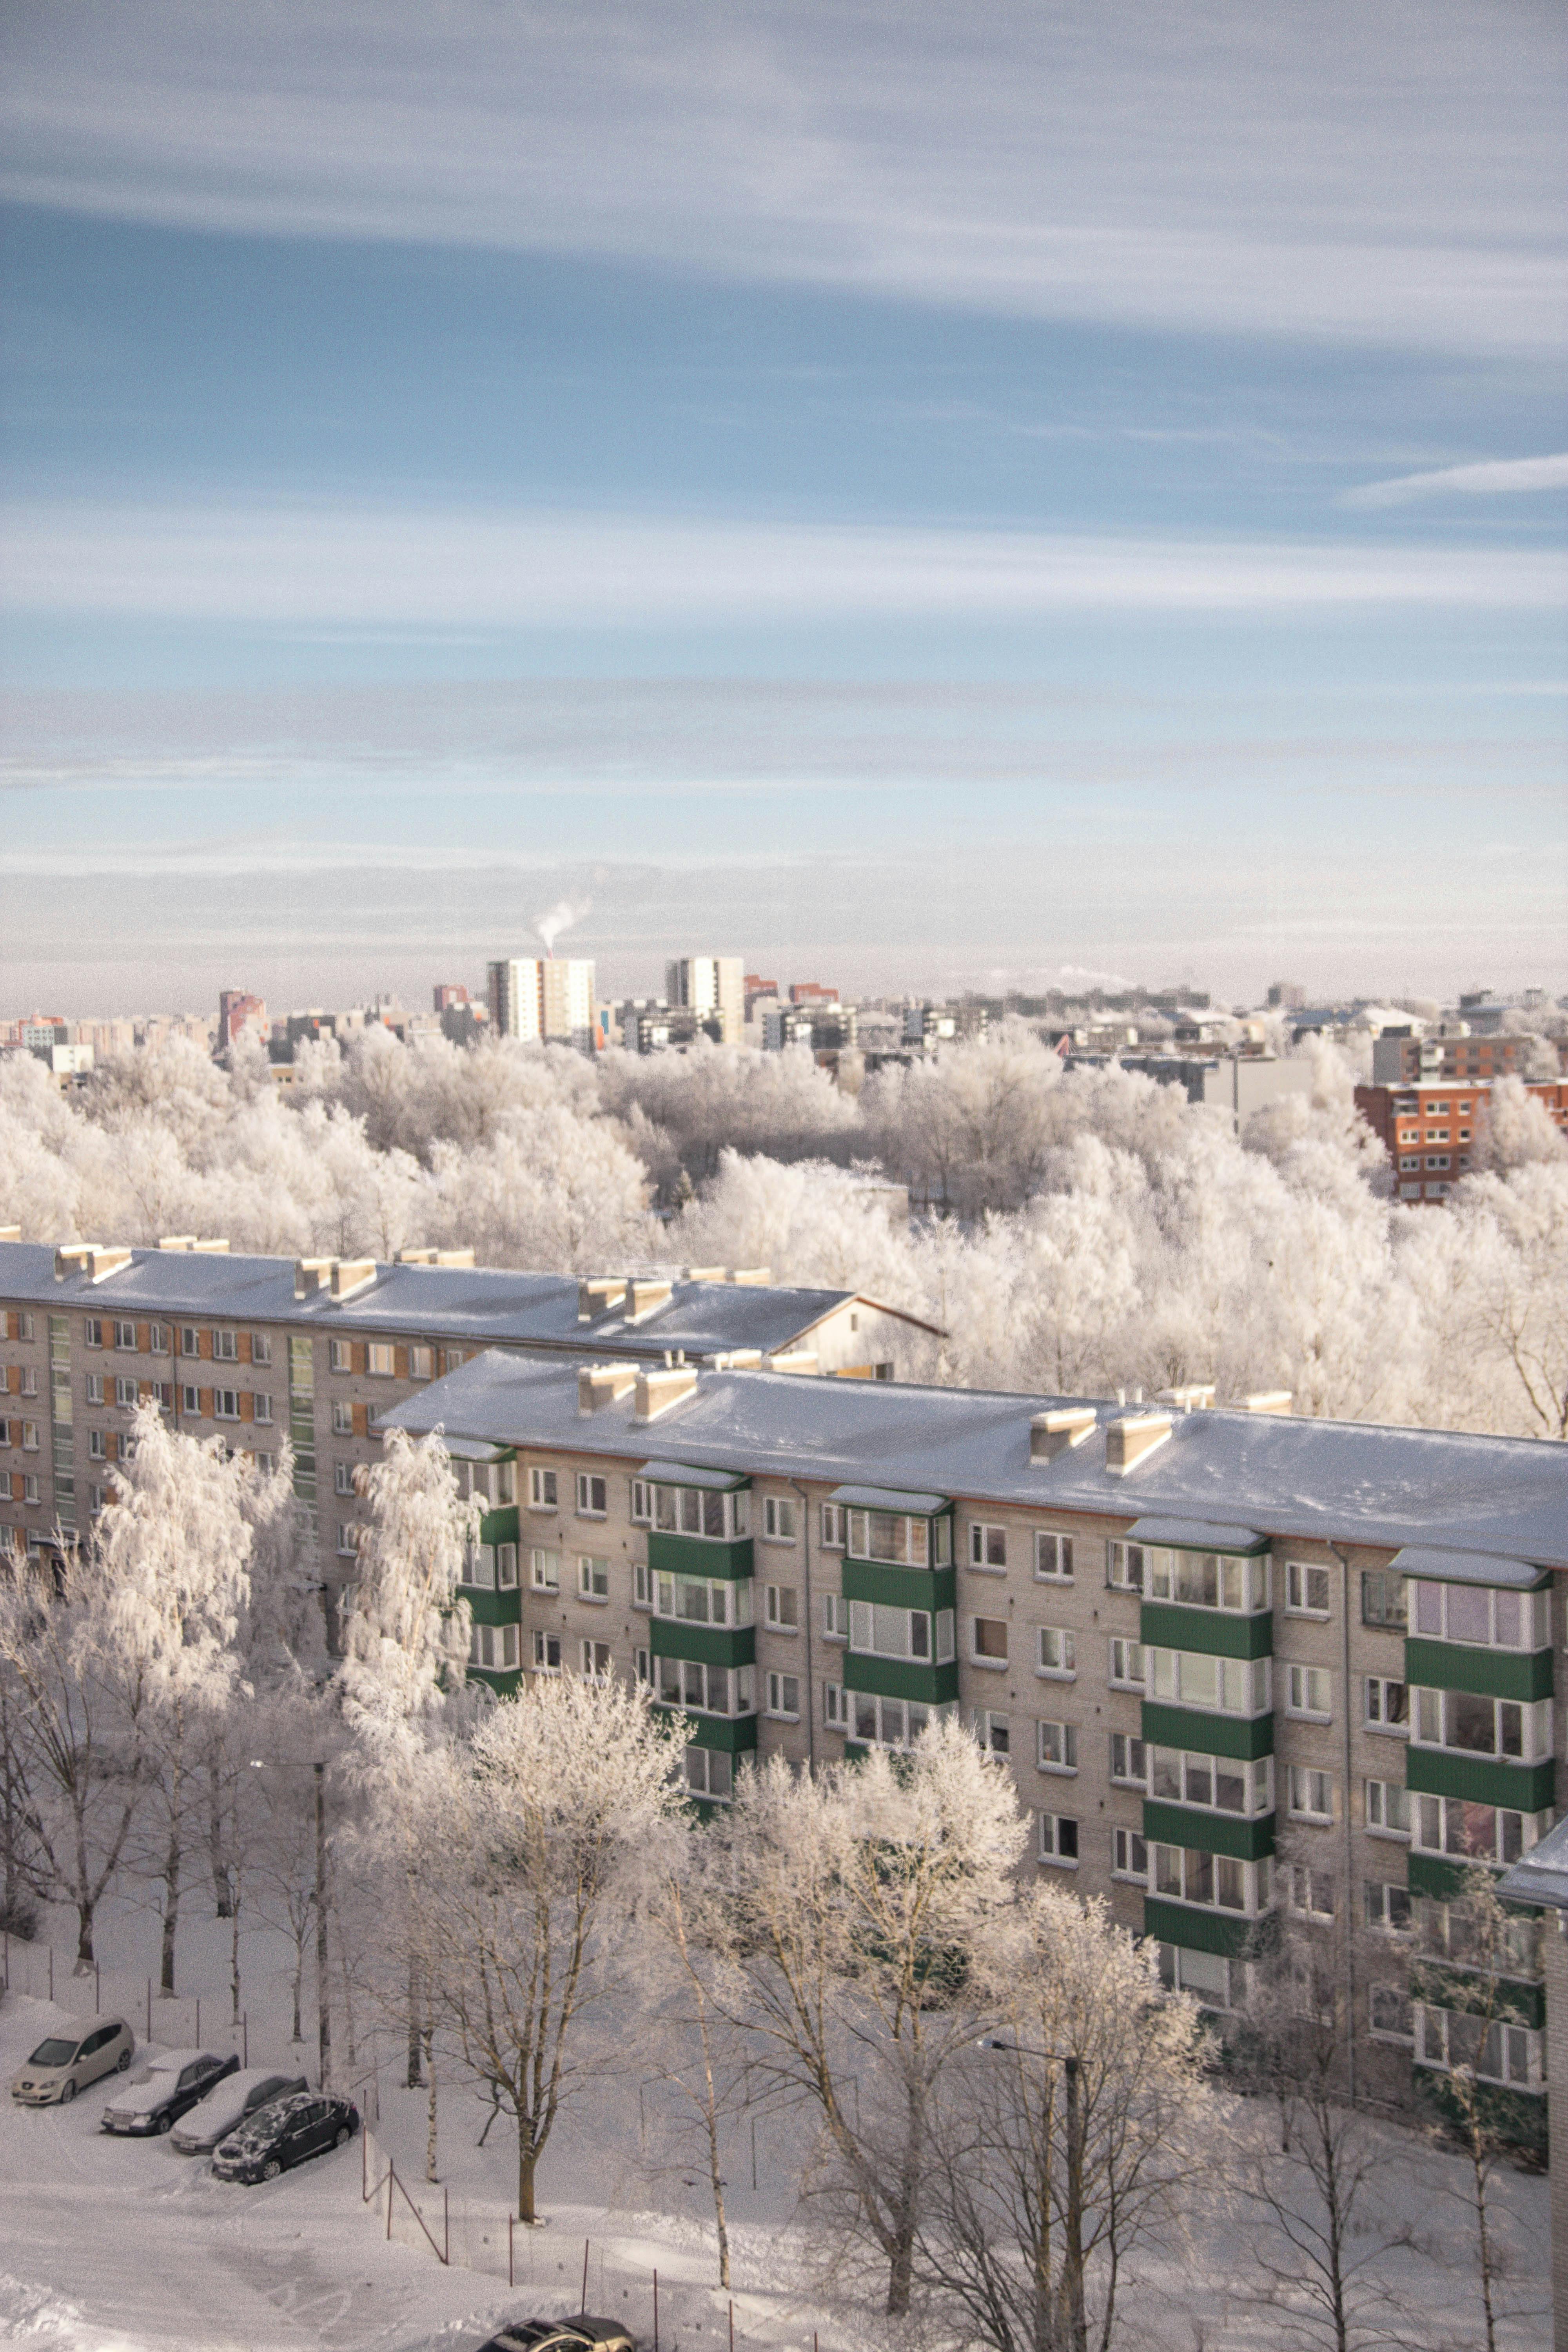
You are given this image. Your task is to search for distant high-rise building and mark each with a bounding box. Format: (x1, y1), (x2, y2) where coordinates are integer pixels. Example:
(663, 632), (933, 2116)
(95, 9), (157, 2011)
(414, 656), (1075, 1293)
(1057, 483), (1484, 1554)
(487, 958), (597, 1051)
(666, 956), (744, 1045)
(218, 991), (267, 1053)
(433, 984), (470, 1012)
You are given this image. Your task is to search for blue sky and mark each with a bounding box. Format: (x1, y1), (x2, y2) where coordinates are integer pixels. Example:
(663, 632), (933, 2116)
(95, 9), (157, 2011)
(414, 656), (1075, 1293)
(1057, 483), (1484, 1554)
(1, 1), (1565, 1013)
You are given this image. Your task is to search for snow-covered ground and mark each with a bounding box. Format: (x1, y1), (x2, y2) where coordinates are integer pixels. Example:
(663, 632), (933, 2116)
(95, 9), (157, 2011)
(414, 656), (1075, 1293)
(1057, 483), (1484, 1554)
(0, 1899), (1553, 2351)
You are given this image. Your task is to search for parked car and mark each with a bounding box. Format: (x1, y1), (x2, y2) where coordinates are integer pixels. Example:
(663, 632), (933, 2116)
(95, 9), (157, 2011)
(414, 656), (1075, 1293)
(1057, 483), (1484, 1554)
(171, 2067), (309, 2154)
(10, 2018), (134, 2107)
(100, 2049), (238, 2136)
(477, 2320), (638, 2352)
(211, 2090), (359, 2182)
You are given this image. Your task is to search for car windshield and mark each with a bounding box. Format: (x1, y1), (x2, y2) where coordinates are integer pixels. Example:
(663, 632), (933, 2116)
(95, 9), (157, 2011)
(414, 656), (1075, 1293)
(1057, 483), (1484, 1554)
(222, 2096), (308, 2155)
(27, 2039), (79, 2068)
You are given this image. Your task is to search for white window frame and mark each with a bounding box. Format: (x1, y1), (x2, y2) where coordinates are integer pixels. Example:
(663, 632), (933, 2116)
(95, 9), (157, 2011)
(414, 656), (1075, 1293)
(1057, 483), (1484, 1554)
(112, 1320), (136, 1352)
(763, 1583), (799, 1632)
(762, 1495), (798, 1544)
(214, 1388), (240, 1421)
(213, 1329), (238, 1364)
(1408, 1579), (1548, 1652)
(1364, 1676), (1407, 1734)
(1108, 1637), (1145, 1690)
(578, 1555), (610, 1602)
(852, 1599), (934, 1662)
(250, 1332), (272, 1367)
(1106, 1542), (1144, 1593)
(1285, 1559), (1332, 1617)
(969, 1521), (1007, 1571)
(328, 1339), (350, 1373)
(530, 1547), (561, 1593)
(580, 1639), (612, 1681)
(766, 1671), (801, 1720)
(576, 1472), (608, 1519)
(1287, 1766), (1335, 1823)
(409, 1344), (433, 1379)
(1037, 1812), (1079, 1869)
(823, 1681), (848, 1728)
(529, 1466), (559, 1512)
(84, 1374), (104, 1406)
(331, 1400), (352, 1435)
(1285, 1664), (1332, 1722)
(1035, 1626), (1076, 1679)
(630, 1478), (652, 1525)
(367, 1343), (395, 1377)
(497, 1543), (518, 1589)
(333, 1461), (354, 1497)
(1036, 1719), (1077, 1775)
(1034, 1531), (1074, 1583)
(822, 1594), (849, 1642)
(1109, 1732), (1147, 1788)
(531, 1629), (563, 1674)
(820, 1502), (846, 1550)
(633, 1560), (652, 1610)
(1111, 1827), (1148, 1882)
(1365, 1778), (1410, 1839)
(336, 1522), (358, 1557)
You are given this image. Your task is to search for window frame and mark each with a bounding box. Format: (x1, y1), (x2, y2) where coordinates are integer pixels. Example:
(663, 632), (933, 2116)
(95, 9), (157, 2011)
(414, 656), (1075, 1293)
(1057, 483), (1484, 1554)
(1037, 1812), (1080, 1869)
(1285, 1559), (1332, 1618)
(575, 1472), (608, 1519)
(1034, 1530), (1074, 1583)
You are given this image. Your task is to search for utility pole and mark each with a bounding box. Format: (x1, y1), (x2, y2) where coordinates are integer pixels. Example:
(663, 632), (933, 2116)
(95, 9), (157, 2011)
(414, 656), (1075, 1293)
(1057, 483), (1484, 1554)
(315, 1760), (331, 2092)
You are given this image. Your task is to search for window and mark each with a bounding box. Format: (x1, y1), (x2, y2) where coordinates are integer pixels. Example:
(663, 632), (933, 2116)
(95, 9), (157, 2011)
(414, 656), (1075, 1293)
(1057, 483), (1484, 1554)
(85, 1374), (104, 1406)
(250, 1333), (272, 1368)
(531, 1630), (563, 1673)
(630, 1478), (652, 1524)
(443, 1348), (467, 1373)
(1288, 1767), (1334, 1822)
(1364, 1677), (1407, 1733)
(1366, 1779), (1410, 1838)
(1286, 1560), (1331, 1616)
(152, 1382), (173, 1410)
(1417, 2007), (1540, 2091)
(470, 1622), (499, 1670)
(1361, 1570), (1407, 1629)
(578, 1555), (610, 1601)
(581, 1640), (612, 1679)
(1108, 1638), (1145, 1689)
(1415, 1898), (1541, 1978)
(87, 1428), (106, 1461)
(20, 1421), (40, 1452)
(464, 1545), (495, 1589)
(1285, 1864), (1335, 1919)
(1410, 1579), (1548, 1651)
(820, 1502), (846, 1550)
(181, 1384), (201, 1415)
(973, 1709), (1010, 1755)
(1364, 1881), (1411, 1934)
(251, 1392), (273, 1425)
(336, 1523), (358, 1557)
(1148, 1649), (1269, 1715)
(762, 1495), (797, 1543)
(334, 1461), (354, 1496)
(499, 1624), (519, 1670)
(111, 1376), (134, 1408)
(1145, 1548), (1265, 1613)
(362, 1343), (391, 1377)
(328, 1339), (351, 1373)
(683, 1749), (734, 1802)
(846, 1509), (933, 1567)
(633, 1647), (652, 1686)
(180, 1327), (200, 1358)
(147, 1324), (167, 1355)
(763, 1584), (799, 1631)
(1369, 1985), (1414, 2043)
(850, 1692), (947, 1749)
(935, 1608), (955, 1662)
(1149, 1746), (1272, 1817)
(822, 1593), (849, 1641)
(213, 1330), (237, 1363)
(1154, 1844), (1262, 1914)
(1411, 1688), (1552, 1763)
(252, 1453), (274, 1477)
(214, 1389), (239, 1420)
(529, 1467), (559, 1511)
(1109, 1732), (1147, 1787)
(648, 1482), (749, 1541)
(1035, 1626), (1074, 1677)
(1034, 1531), (1074, 1582)
(19, 1369), (37, 1395)
(113, 1321), (136, 1351)
(1037, 1813), (1079, 1867)
(83, 1318), (103, 1348)
(973, 1615), (1008, 1665)
(331, 1401), (352, 1435)
(1413, 1794), (1551, 1868)
(969, 1522), (1007, 1570)
(1286, 1664), (1332, 1720)
(632, 1560), (651, 1609)
(22, 1474), (39, 1504)
(1112, 1828), (1148, 1881)
(576, 1472), (608, 1518)
(1036, 1719), (1076, 1773)
(1107, 1541), (1144, 1593)
(530, 1548), (560, 1593)
(1156, 1945), (1232, 2007)
(409, 1345), (432, 1379)
(823, 1681), (848, 1728)
(655, 1657), (755, 1717)
(16, 1314), (33, 1342)
(853, 1600), (933, 1661)
(766, 1672), (800, 1718)
(656, 1572), (753, 1628)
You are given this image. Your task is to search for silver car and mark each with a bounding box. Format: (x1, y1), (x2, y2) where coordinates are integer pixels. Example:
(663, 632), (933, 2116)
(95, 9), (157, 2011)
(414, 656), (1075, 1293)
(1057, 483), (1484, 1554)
(11, 2018), (135, 2107)
(171, 2068), (308, 2154)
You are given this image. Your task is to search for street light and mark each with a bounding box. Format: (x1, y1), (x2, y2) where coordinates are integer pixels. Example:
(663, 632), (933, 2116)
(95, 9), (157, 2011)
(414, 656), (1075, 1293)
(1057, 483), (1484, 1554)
(252, 1758), (331, 2094)
(978, 2036), (1086, 2352)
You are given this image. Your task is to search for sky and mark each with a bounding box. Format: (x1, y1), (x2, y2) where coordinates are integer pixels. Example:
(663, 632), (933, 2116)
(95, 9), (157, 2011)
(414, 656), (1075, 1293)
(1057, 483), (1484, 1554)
(1, 0), (1566, 1014)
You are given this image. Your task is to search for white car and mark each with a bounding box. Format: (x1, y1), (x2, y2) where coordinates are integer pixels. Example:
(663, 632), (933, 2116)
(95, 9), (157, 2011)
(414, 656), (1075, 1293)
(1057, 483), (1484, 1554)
(11, 2018), (135, 2106)
(171, 2068), (309, 2154)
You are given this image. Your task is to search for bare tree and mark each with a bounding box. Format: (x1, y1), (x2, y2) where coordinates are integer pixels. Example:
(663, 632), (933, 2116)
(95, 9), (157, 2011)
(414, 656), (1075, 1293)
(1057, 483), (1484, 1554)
(646, 1842), (753, 2288)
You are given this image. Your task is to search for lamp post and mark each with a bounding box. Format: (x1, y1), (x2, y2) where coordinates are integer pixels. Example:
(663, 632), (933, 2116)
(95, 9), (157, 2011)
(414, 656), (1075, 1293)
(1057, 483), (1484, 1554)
(252, 1758), (331, 2093)
(978, 2036), (1086, 2352)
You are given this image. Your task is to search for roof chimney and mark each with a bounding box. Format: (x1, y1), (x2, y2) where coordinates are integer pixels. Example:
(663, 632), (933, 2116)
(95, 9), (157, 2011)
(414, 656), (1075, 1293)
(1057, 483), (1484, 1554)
(682, 1265), (730, 1283)
(731, 1266), (772, 1286)
(0, 1226), (22, 1243)
(157, 1235), (197, 1251)
(578, 1361), (640, 1415)
(191, 1237), (229, 1254)
(330, 1258), (377, 1301)
(1157, 1384), (1216, 1414)
(578, 1276), (629, 1324)
(1104, 1411), (1173, 1474)
(1031, 1407), (1097, 1462)
(294, 1257), (334, 1298)
(1241, 1390), (1293, 1416)
(396, 1247), (476, 1267)
(763, 1350), (819, 1376)
(634, 1365), (699, 1423)
(54, 1243), (132, 1284)
(625, 1278), (673, 1323)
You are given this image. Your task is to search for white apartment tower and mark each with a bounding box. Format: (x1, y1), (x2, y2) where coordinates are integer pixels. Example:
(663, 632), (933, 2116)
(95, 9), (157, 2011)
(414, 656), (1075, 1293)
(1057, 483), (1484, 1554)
(487, 958), (597, 1050)
(666, 956), (744, 1046)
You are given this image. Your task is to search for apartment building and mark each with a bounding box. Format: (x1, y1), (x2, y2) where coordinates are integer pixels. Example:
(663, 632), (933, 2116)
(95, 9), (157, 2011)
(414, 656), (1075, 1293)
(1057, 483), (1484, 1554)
(666, 958), (744, 1047)
(1370, 1030), (1564, 1087)
(486, 958), (597, 1050)
(376, 1353), (1566, 2122)
(0, 1241), (936, 1603)
(1356, 1078), (1568, 1201)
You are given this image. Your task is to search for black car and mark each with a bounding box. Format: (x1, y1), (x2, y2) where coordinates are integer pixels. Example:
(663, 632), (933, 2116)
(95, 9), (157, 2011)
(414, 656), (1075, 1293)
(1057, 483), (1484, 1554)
(100, 2048), (239, 2136)
(211, 2090), (359, 2182)
(478, 2320), (637, 2352)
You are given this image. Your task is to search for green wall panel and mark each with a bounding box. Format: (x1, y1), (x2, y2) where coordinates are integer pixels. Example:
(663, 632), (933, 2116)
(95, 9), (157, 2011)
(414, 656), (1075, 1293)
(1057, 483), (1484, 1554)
(1141, 1898), (1256, 1959)
(1140, 1703), (1274, 1760)
(1405, 1748), (1555, 1812)
(1140, 1602), (1273, 1660)
(842, 1654), (959, 1705)
(657, 1708), (758, 1755)
(842, 1559), (956, 1611)
(464, 1588), (523, 1626)
(649, 1531), (754, 1581)
(479, 1504), (519, 1545)
(651, 1619), (756, 1669)
(1142, 1801), (1276, 1861)
(1404, 1639), (1552, 1703)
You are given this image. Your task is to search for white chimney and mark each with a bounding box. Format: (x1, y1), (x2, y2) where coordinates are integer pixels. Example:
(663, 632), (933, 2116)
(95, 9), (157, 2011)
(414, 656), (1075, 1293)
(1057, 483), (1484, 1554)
(634, 1365), (699, 1422)
(578, 1362), (640, 1415)
(1241, 1390), (1293, 1416)
(1104, 1412), (1173, 1474)
(1030, 1407), (1098, 1462)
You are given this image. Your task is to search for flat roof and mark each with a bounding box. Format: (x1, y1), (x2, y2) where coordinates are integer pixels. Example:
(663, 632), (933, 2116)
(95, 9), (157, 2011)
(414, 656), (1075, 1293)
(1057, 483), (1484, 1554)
(1125, 1517), (1265, 1554)
(375, 1353), (1568, 1568)
(1387, 1545), (1548, 1591)
(0, 1241), (924, 1360)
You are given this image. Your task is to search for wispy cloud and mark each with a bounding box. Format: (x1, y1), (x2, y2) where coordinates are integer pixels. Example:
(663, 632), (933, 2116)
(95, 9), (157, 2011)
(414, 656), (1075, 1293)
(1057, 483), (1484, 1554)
(4, 501), (1563, 627)
(1343, 452), (1568, 508)
(2, 1), (1563, 355)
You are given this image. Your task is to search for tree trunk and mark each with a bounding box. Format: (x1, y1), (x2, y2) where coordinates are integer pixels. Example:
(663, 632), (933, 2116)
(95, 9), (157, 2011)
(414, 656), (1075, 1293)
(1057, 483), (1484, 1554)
(291, 1956), (303, 2044)
(229, 1887), (241, 2024)
(886, 2230), (914, 2319)
(74, 1892), (96, 1969)
(407, 1955), (423, 2087)
(426, 2040), (439, 2184)
(517, 2135), (537, 2227)
(210, 1778), (230, 1917)
(160, 1731), (184, 1995)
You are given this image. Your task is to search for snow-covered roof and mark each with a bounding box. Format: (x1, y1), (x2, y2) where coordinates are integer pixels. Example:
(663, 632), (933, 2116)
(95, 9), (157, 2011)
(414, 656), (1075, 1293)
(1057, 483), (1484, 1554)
(829, 1483), (951, 1515)
(1126, 1516), (1265, 1553)
(1386, 1545), (1547, 1591)
(376, 1352), (1568, 1569)
(640, 1459), (748, 1491)
(0, 1241), (918, 1358)
(1497, 1812), (1568, 1912)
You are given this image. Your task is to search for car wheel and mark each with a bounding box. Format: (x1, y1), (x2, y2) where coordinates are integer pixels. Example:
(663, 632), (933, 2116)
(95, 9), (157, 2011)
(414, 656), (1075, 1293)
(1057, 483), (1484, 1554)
(262, 2157), (282, 2180)
(157, 2112), (174, 2134)
(116, 2051), (131, 2072)
(334, 2126), (350, 2148)
(60, 2080), (76, 2104)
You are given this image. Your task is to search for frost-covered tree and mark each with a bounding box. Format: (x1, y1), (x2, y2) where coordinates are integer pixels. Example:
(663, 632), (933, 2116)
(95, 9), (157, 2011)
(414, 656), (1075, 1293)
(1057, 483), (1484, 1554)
(408, 1671), (688, 2221)
(338, 1426), (479, 1749)
(711, 1720), (1028, 2316)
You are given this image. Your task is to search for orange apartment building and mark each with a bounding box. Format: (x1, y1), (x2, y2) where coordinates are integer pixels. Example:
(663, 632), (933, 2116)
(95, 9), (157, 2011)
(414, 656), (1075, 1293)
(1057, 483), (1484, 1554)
(1355, 1079), (1568, 1203)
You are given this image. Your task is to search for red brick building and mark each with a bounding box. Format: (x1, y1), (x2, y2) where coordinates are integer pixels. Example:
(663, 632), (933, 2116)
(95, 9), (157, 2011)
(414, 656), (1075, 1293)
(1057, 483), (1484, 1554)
(1355, 1079), (1568, 1203)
